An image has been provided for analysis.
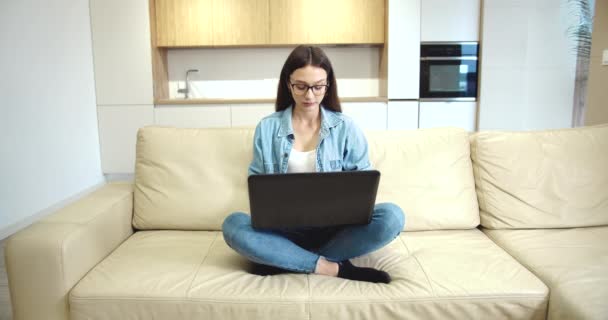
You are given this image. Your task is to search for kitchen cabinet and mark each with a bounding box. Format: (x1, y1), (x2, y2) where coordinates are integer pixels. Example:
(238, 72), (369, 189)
(155, 0), (214, 46)
(155, 0), (269, 46)
(98, 105), (155, 174)
(269, 0), (384, 45)
(341, 102), (388, 130)
(421, 0), (480, 42)
(387, 0), (420, 100)
(231, 104), (275, 127)
(90, 0), (154, 105)
(90, 0), (155, 174)
(387, 101), (419, 129)
(213, 0), (270, 46)
(155, 0), (384, 47)
(419, 101), (477, 131)
(154, 105), (232, 128)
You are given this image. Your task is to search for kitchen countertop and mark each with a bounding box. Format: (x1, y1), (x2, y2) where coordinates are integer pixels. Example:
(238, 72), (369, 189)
(155, 97), (389, 105)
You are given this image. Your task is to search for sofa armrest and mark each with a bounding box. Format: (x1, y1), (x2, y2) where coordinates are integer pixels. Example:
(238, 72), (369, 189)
(4, 182), (134, 320)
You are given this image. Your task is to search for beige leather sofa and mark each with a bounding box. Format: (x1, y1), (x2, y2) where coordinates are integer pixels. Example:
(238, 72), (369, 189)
(5, 125), (607, 320)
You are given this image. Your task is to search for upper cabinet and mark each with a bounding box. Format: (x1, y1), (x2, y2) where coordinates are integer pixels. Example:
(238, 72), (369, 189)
(269, 0), (384, 45)
(420, 0), (480, 42)
(387, 0), (420, 99)
(90, 0), (154, 105)
(156, 0), (214, 47)
(156, 0), (269, 46)
(213, 0), (269, 46)
(154, 0), (384, 47)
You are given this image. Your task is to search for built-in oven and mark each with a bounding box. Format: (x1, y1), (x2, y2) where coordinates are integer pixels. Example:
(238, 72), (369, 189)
(419, 42), (479, 101)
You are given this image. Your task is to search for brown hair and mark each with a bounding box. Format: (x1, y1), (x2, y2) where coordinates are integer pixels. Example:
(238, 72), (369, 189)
(275, 45), (341, 112)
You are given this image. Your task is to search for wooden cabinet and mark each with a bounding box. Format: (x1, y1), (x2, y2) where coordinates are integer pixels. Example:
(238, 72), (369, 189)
(156, 0), (214, 46)
(154, 0), (384, 47)
(156, 0), (269, 46)
(269, 0), (384, 45)
(213, 0), (269, 46)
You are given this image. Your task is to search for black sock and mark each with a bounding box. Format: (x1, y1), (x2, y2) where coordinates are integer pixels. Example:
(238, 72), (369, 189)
(248, 262), (289, 276)
(337, 260), (391, 284)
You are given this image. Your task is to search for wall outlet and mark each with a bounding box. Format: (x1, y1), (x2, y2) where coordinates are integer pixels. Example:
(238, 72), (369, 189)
(603, 49), (608, 66)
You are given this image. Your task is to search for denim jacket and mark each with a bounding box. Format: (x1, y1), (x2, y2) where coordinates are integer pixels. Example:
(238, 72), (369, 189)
(248, 105), (372, 175)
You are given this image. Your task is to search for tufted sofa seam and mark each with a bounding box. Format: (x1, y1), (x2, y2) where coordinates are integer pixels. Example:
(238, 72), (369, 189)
(185, 233), (219, 297)
(398, 235), (436, 297)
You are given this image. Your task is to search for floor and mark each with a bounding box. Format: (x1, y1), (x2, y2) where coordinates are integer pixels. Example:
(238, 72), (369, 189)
(0, 240), (12, 320)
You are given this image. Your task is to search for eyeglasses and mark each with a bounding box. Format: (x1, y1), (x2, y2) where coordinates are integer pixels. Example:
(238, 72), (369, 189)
(289, 82), (329, 96)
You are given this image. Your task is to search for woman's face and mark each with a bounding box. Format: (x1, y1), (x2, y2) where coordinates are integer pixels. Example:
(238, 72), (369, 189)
(288, 65), (328, 111)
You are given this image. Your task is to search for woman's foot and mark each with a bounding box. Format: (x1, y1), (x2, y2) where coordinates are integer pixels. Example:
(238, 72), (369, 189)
(337, 260), (391, 283)
(314, 256), (340, 276)
(314, 257), (391, 283)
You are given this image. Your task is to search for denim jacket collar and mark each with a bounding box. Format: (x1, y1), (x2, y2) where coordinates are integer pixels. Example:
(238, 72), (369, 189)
(277, 105), (343, 139)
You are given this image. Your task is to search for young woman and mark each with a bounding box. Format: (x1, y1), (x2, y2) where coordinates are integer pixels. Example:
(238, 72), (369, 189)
(222, 46), (405, 284)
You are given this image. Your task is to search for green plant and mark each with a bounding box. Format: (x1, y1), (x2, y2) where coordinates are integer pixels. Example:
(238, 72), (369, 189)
(567, 0), (595, 60)
(567, 0), (595, 126)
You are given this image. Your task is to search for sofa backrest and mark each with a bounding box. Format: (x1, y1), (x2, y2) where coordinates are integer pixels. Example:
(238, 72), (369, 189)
(470, 124), (608, 229)
(133, 127), (253, 230)
(367, 128), (479, 231)
(133, 126), (479, 231)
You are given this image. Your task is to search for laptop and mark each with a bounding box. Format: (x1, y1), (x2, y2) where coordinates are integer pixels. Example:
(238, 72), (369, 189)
(248, 170), (380, 230)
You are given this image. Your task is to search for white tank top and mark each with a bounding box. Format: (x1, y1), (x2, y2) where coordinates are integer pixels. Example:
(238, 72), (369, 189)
(287, 149), (317, 173)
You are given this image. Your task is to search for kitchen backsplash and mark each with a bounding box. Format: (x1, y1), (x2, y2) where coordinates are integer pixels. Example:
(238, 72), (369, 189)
(167, 46), (381, 99)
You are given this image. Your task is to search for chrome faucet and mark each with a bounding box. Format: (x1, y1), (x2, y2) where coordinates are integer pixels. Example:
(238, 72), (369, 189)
(177, 69), (199, 99)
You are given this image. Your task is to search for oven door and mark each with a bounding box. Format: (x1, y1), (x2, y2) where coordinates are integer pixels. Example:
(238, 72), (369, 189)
(420, 57), (478, 100)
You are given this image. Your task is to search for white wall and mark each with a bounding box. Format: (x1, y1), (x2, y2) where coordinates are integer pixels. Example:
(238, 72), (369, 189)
(167, 46), (381, 99)
(0, 1), (104, 239)
(478, 0), (578, 130)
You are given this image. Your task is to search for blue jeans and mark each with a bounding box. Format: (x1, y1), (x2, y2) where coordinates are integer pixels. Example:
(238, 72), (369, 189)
(222, 203), (405, 273)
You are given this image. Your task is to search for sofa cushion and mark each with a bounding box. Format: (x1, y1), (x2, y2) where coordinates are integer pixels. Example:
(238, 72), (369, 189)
(133, 127), (254, 230)
(483, 227), (608, 320)
(69, 230), (548, 320)
(367, 128), (479, 231)
(134, 126), (479, 231)
(470, 124), (608, 229)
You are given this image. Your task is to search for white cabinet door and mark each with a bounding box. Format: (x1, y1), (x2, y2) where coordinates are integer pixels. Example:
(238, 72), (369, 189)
(231, 104), (275, 128)
(387, 0), (420, 100)
(98, 105), (154, 174)
(421, 0), (480, 42)
(90, 0), (154, 105)
(341, 102), (388, 130)
(387, 101), (419, 129)
(154, 105), (231, 128)
(419, 101), (477, 131)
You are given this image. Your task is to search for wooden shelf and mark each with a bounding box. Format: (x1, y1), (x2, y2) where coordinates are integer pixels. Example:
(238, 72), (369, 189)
(155, 97), (389, 105)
